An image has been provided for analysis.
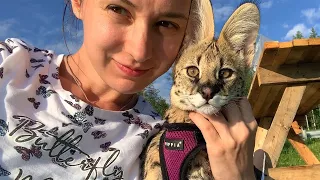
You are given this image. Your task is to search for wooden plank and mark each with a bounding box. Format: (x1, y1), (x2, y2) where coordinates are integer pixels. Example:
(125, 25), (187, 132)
(248, 75), (260, 109)
(257, 63), (320, 86)
(285, 39), (310, 65)
(260, 41), (279, 67)
(265, 164), (320, 180)
(262, 85), (306, 168)
(253, 86), (272, 118)
(265, 86), (286, 117)
(272, 41), (293, 69)
(297, 83), (320, 115)
(260, 85), (284, 117)
(298, 84), (320, 114)
(287, 121), (319, 165)
(254, 117), (273, 152)
(300, 39), (320, 63)
(309, 39), (320, 63)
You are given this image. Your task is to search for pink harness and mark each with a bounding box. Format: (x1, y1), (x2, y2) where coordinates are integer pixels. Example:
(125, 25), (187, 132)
(159, 123), (206, 180)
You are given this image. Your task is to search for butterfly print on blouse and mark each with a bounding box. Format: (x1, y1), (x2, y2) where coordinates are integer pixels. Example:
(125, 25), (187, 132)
(154, 123), (162, 130)
(52, 67), (59, 80)
(25, 69), (30, 78)
(0, 67), (3, 79)
(84, 105), (94, 116)
(70, 94), (80, 102)
(122, 111), (152, 130)
(32, 64), (44, 70)
(0, 119), (9, 136)
(39, 74), (50, 84)
(30, 58), (45, 63)
(61, 111), (93, 133)
(65, 100), (82, 110)
(36, 86), (57, 98)
(100, 142), (116, 152)
(34, 47), (49, 53)
(0, 165), (11, 177)
(0, 41), (13, 53)
(91, 130), (107, 139)
(136, 130), (149, 139)
(14, 144), (42, 161)
(18, 42), (32, 51)
(44, 53), (54, 59)
(94, 117), (107, 125)
(28, 98), (40, 109)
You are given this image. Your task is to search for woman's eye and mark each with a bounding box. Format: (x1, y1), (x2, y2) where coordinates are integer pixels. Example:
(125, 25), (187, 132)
(219, 68), (234, 79)
(186, 66), (199, 78)
(156, 21), (178, 29)
(107, 5), (129, 16)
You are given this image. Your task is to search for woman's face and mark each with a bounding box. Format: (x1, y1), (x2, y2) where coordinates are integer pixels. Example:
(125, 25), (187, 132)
(73, 0), (191, 94)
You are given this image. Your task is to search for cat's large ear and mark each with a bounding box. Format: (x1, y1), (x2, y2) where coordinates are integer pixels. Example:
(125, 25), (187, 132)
(217, 3), (260, 66)
(181, 0), (215, 50)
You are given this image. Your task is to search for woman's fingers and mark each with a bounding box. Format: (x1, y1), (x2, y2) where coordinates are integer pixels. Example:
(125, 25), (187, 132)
(237, 98), (258, 131)
(189, 112), (220, 143)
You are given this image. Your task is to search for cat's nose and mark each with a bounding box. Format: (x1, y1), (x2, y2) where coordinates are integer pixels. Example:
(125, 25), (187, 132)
(200, 86), (220, 101)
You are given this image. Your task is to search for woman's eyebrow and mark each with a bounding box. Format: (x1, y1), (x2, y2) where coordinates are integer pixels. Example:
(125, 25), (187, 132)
(159, 12), (188, 20)
(120, 0), (136, 8)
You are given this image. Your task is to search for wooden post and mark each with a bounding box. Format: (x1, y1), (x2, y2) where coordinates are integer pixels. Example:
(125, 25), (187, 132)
(262, 85), (306, 168)
(287, 121), (320, 165)
(265, 164), (320, 180)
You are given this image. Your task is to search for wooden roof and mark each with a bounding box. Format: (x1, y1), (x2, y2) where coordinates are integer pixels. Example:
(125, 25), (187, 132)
(248, 38), (320, 119)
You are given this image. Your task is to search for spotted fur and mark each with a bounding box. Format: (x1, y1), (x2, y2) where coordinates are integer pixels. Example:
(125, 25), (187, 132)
(142, 1), (260, 179)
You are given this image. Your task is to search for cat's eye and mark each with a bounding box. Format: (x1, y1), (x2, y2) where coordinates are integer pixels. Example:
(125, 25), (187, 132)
(219, 68), (233, 79)
(187, 66), (199, 78)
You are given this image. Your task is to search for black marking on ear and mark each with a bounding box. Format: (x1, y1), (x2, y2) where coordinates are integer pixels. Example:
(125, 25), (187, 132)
(197, 56), (201, 65)
(238, 0), (261, 14)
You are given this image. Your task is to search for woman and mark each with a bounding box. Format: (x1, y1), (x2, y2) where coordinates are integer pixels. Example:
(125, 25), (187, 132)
(0, 0), (260, 179)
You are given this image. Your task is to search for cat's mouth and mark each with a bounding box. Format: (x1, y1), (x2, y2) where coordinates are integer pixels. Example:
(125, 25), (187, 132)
(187, 93), (229, 115)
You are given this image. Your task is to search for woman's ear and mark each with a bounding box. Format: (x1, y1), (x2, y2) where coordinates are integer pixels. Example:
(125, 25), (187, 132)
(70, 0), (83, 19)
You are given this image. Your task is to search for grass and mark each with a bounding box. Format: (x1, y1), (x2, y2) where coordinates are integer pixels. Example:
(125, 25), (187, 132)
(277, 138), (320, 167)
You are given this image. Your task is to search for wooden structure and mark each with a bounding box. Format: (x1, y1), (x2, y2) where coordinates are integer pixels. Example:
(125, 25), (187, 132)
(248, 38), (320, 179)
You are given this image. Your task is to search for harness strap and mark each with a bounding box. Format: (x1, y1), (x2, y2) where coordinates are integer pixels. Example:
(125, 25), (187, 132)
(160, 123), (206, 180)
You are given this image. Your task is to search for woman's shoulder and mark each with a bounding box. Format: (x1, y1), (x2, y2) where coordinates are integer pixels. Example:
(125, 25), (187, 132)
(0, 38), (58, 80)
(0, 38), (56, 65)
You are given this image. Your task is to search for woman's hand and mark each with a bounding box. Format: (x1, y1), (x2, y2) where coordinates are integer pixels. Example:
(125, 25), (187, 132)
(189, 97), (258, 180)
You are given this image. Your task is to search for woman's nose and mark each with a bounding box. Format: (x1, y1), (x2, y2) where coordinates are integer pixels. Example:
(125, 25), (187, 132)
(127, 21), (153, 63)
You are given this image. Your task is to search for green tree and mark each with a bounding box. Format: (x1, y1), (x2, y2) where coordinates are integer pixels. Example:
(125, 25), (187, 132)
(309, 27), (318, 38)
(293, 31), (304, 39)
(140, 84), (169, 118)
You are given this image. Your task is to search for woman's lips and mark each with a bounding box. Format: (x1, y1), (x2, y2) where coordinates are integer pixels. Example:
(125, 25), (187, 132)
(115, 61), (149, 77)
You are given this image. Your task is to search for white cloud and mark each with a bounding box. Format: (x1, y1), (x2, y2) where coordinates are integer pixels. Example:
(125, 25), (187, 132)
(283, 23), (289, 28)
(260, 1), (273, 9)
(214, 6), (234, 22)
(284, 23), (310, 40)
(301, 7), (320, 24)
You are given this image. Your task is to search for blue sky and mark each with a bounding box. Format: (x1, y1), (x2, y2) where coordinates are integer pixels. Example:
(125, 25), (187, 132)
(1, 0), (320, 102)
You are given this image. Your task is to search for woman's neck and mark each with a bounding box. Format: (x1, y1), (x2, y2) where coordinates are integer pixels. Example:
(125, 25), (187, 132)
(59, 53), (138, 111)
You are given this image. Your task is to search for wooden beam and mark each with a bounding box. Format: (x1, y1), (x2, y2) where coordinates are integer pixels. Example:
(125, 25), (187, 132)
(254, 117), (273, 152)
(287, 121), (319, 165)
(260, 42), (279, 67)
(265, 164), (320, 180)
(257, 63), (320, 86)
(285, 39), (310, 65)
(262, 85), (306, 168)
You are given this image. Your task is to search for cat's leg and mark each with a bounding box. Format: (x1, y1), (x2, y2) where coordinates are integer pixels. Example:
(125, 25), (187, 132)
(188, 151), (214, 180)
(142, 132), (163, 180)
